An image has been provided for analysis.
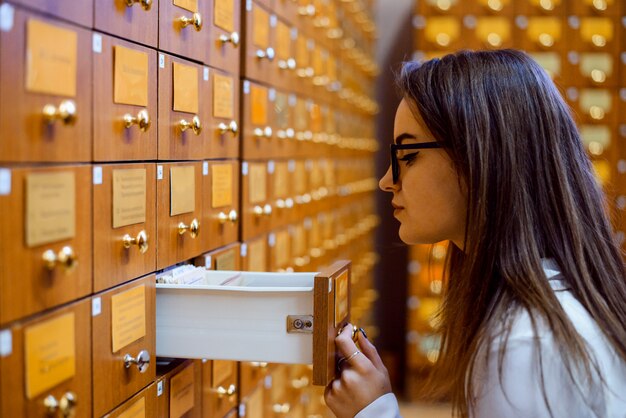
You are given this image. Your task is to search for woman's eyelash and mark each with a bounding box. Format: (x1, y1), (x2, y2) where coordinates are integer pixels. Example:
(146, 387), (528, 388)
(399, 152), (419, 162)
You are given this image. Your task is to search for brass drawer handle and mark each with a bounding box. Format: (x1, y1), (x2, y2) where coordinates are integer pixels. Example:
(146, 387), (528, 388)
(123, 109), (151, 132)
(42, 246), (77, 271)
(298, 4), (315, 16)
(43, 100), (77, 126)
(178, 219), (200, 238)
(212, 383), (237, 398)
(124, 349), (150, 373)
(254, 126), (273, 138)
(253, 204), (272, 216)
(250, 361), (268, 368)
(256, 47), (275, 61)
(218, 209), (238, 224)
(180, 115), (202, 135)
(219, 32), (240, 47)
(291, 376), (309, 388)
(277, 128), (295, 139)
(272, 403), (291, 414)
(125, 0), (152, 11)
(179, 12), (203, 31)
(122, 230), (149, 254)
(218, 120), (238, 135)
(278, 58), (296, 70)
(44, 391), (77, 417)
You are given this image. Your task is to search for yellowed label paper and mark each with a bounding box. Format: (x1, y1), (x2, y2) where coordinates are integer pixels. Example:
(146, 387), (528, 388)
(274, 92), (290, 128)
(476, 18), (511, 42)
(111, 285), (146, 353)
(113, 169), (146, 229)
(273, 162), (289, 197)
(211, 164), (233, 208)
(334, 270), (349, 327)
(26, 171), (75, 247)
(275, 230), (289, 268)
(247, 238), (267, 272)
(213, 73), (234, 119)
(425, 17), (460, 42)
(114, 46), (149, 107)
(248, 163), (267, 204)
(118, 396), (146, 418)
(250, 84), (268, 126)
(173, 0), (198, 12)
(26, 19), (77, 97)
(581, 18), (613, 41)
(276, 21), (291, 60)
(215, 250), (236, 271)
(173, 62), (199, 114)
(170, 166), (196, 216)
(253, 6), (270, 49)
(170, 364), (195, 418)
(212, 360), (234, 386)
(214, 0), (235, 32)
(25, 312), (76, 399)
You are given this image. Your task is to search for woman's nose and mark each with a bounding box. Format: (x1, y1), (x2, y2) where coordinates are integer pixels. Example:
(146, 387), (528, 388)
(379, 166), (395, 192)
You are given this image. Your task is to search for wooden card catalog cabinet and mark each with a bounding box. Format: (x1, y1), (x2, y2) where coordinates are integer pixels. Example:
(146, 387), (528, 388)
(244, 0), (276, 84)
(572, 0), (619, 16)
(92, 275), (156, 417)
(0, 299), (91, 418)
(94, 0), (158, 48)
(156, 162), (204, 270)
(242, 161), (273, 240)
(419, 17), (463, 50)
(0, 165), (92, 325)
(93, 163), (157, 293)
(577, 89), (615, 124)
(194, 243), (242, 271)
(269, 228), (292, 271)
(203, 161), (240, 250)
(518, 0), (563, 15)
(274, 20), (297, 91)
(243, 80), (276, 159)
(273, 92), (296, 158)
(155, 260), (351, 386)
(11, 0), (91, 26)
(210, 69), (240, 158)
(578, 18), (616, 52)
(475, 17), (512, 48)
(475, 0), (511, 14)
(242, 235), (269, 272)
(274, 0), (298, 23)
(155, 359), (202, 418)
(202, 359), (238, 418)
(103, 382), (158, 418)
(530, 52), (561, 81)
(93, 36), (157, 161)
(159, 0), (209, 63)
(521, 17), (562, 50)
(576, 53), (615, 86)
(0, 10), (92, 162)
(271, 160), (295, 227)
(417, 0), (462, 15)
(158, 54), (211, 160)
(207, 0), (242, 74)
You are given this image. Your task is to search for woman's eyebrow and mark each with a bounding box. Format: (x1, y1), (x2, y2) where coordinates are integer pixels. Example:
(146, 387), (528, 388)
(394, 133), (417, 144)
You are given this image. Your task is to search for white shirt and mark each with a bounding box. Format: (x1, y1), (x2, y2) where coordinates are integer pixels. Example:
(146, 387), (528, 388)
(355, 261), (626, 418)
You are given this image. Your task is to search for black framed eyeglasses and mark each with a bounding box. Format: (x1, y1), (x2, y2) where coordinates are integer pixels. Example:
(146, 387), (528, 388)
(390, 142), (441, 184)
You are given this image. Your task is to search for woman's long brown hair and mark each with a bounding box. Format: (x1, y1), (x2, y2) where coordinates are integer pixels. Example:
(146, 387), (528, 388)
(397, 50), (626, 417)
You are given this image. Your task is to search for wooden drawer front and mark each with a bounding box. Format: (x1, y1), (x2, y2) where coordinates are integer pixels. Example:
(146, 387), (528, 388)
(572, 0), (620, 16)
(415, 16), (466, 51)
(570, 89), (617, 125)
(158, 54), (211, 161)
(0, 165), (92, 325)
(209, 68), (240, 159)
(292, 97), (312, 158)
(9, 0), (92, 27)
(242, 81), (276, 159)
(194, 242), (242, 270)
(268, 228), (292, 272)
(273, 92), (296, 159)
(293, 34), (314, 97)
(568, 52), (618, 88)
(158, 0), (210, 63)
(265, 365), (293, 417)
(93, 163), (157, 293)
(92, 275), (156, 417)
(203, 360), (238, 418)
(273, 19), (297, 92)
(517, 17), (564, 52)
(103, 382), (158, 418)
(239, 362), (270, 400)
(515, 0), (565, 15)
(274, 0), (298, 25)
(0, 8), (92, 162)
(474, 17), (513, 50)
(207, 0), (241, 74)
(242, 235), (269, 272)
(93, 34), (157, 161)
(570, 17), (619, 54)
(242, 161), (273, 241)
(94, 0), (158, 47)
(155, 261), (351, 386)
(243, 1), (275, 84)
(156, 162), (205, 270)
(270, 160), (295, 228)
(0, 299), (91, 418)
(203, 160), (240, 251)
(239, 383), (265, 418)
(156, 359), (202, 418)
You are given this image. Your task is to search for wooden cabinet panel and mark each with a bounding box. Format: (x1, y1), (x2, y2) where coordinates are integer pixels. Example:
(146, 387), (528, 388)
(241, 161), (273, 240)
(103, 381), (158, 418)
(242, 80), (276, 160)
(93, 34), (157, 161)
(243, 1), (276, 84)
(241, 234), (269, 271)
(274, 0), (298, 25)
(159, 0), (210, 63)
(208, 68), (240, 159)
(92, 275), (156, 417)
(269, 160), (295, 229)
(203, 160), (240, 251)
(9, 0), (92, 27)
(0, 165), (92, 325)
(194, 242), (242, 271)
(239, 363), (270, 400)
(93, 163), (157, 293)
(94, 0), (158, 47)
(207, 0), (242, 74)
(0, 299), (92, 418)
(156, 359), (202, 418)
(0, 8), (92, 162)
(202, 360), (238, 418)
(158, 54), (212, 160)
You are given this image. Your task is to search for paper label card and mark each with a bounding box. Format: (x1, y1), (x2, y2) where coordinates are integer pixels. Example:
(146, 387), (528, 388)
(170, 364), (195, 418)
(425, 17), (460, 42)
(214, 0), (235, 32)
(250, 84), (268, 126)
(248, 163), (267, 204)
(25, 312), (76, 399)
(211, 164), (233, 208)
(276, 21), (291, 60)
(247, 239), (266, 272)
(173, 0), (198, 12)
(111, 285), (146, 353)
(26, 19), (77, 97)
(252, 6), (270, 49)
(527, 17), (561, 41)
(113, 169), (146, 229)
(114, 46), (149, 107)
(476, 18), (511, 42)
(119, 396), (146, 418)
(581, 18), (613, 41)
(294, 99), (308, 131)
(274, 92), (290, 128)
(580, 53), (612, 76)
(275, 230), (289, 268)
(273, 162), (289, 198)
(26, 171), (76, 247)
(334, 270), (349, 327)
(212, 360), (234, 386)
(170, 166), (196, 216)
(173, 62), (199, 114)
(213, 73), (234, 119)
(215, 250), (236, 271)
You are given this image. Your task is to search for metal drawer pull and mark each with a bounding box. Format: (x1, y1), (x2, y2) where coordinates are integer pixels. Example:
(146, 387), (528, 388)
(123, 109), (151, 132)
(44, 391), (77, 417)
(273, 403), (291, 414)
(42, 246), (77, 271)
(256, 47), (275, 61)
(250, 361), (268, 368)
(298, 4), (316, 16)
(124, 350), (150, 373)
(218, 209), (238, 224)
(212, 384), (237, 398)
(43, 100), (77, 126)
(178, 219), (200, 238)
(277, 58), (296, 70)
(180, 115), (202, 135)
(179, 12), (203, 31)
(218, 120), (238, 135)
(125, 0), (152, 11)
(122, 230), (149, 254)
(219, 32), (240, 47)
(254, 126), (273, 138)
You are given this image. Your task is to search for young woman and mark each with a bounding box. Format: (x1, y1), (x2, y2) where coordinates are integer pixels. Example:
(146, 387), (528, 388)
(325, 49), (626, 417)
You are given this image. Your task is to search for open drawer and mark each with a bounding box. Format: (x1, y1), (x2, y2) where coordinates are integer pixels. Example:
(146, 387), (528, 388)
(155, 260), (350, 386)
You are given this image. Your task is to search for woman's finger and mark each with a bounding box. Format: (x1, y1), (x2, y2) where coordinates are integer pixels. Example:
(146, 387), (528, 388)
(357, 331), (386, 372)
(335, 324), (370, 372)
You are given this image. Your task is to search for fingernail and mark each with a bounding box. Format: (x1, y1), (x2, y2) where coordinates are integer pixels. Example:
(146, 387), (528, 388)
(359, 327), (368, 340)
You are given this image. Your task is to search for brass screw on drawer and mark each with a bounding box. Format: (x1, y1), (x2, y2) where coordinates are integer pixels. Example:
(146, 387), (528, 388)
(123, 109), (151, 132)
(125, 0), (151, 11)
(179, 12), (203, 31)
(180, 115), (202, 135)
(42, 246), (77, 271)
(178, 219), (200, 238)
(122, 230), (149, 254)
(42, 100), (77, 126)
(219, 32), (240, 48)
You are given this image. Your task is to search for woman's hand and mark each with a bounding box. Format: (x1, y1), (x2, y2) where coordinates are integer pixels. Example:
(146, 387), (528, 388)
(325, 324), (392, 418)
